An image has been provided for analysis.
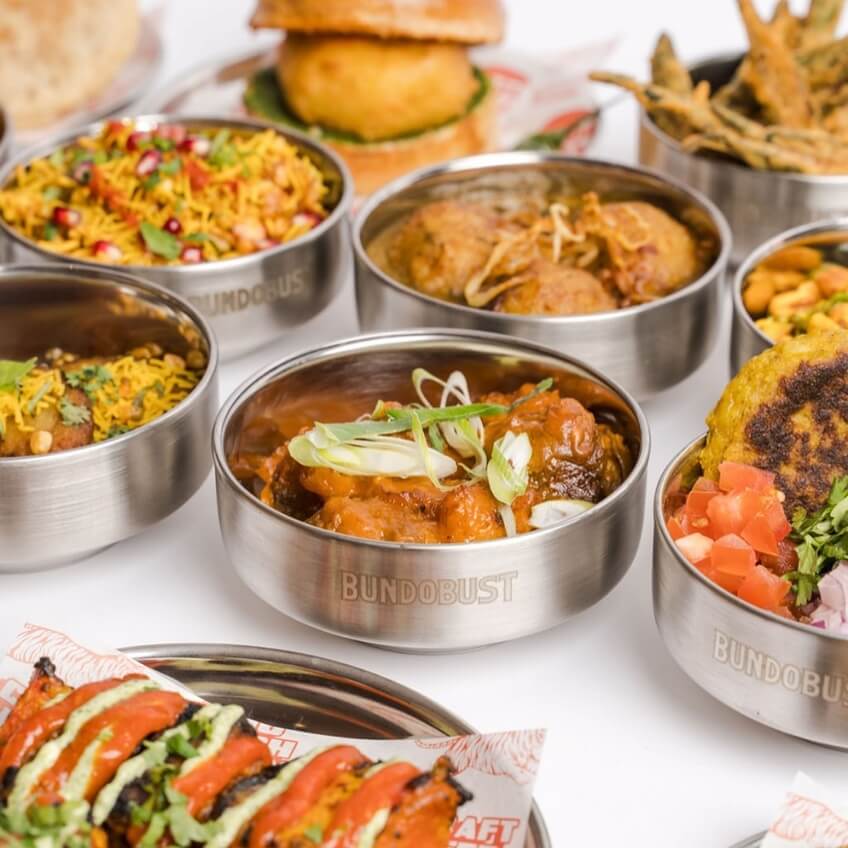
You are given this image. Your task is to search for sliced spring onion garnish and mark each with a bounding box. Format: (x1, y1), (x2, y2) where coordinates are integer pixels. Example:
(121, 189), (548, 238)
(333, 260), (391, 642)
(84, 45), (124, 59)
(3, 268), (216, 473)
(498, 504), (518, 537)
(529, 499), (593, 528)
(288, 432), (457, 479)
(487, 431), (532, 505)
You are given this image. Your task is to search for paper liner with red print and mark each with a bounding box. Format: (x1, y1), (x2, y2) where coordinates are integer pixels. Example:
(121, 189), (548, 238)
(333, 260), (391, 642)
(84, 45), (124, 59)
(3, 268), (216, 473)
(1, 623), (545, 848)
(762, 773), (848, 847)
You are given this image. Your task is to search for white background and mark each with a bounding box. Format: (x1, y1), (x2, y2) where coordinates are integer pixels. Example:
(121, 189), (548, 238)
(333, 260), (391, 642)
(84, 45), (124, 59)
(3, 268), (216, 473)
(2, 2), (845, 846)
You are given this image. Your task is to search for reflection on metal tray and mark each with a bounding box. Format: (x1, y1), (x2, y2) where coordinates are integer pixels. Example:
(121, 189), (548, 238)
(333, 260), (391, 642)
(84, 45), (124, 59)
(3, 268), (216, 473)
(125, 643), (551, 848)
(730, 835), (764, 848)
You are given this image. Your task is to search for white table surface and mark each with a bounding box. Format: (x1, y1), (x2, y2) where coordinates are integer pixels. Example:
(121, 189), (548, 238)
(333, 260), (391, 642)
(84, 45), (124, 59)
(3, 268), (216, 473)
(2, 2), (846, 846)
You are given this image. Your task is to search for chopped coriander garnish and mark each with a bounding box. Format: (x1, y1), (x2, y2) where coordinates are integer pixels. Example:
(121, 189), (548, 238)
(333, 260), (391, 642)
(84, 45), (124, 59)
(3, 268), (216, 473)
(140, 221), (180, 260)
(184, 232), (208, 243)
(42, 186), (62, 201)
(303, 824), (323, 844)
(159, 157), (182, 175)
(42, 222), (59, 240)
(166, 734), (199, 759)
(0, 358), (36, 393)
(106, 424), (130, 439)
(65, 364), (112, 398)
(787, 476), (848, 606)
(152, 137), (175, 152)
(59, 397), (91, 427)
(142, 173), (161, 191)
(209, 129), (237, 168)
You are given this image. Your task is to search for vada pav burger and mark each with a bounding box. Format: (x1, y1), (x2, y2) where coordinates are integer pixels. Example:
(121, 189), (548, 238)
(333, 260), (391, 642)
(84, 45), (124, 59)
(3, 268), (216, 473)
(248, 0), (504, 192)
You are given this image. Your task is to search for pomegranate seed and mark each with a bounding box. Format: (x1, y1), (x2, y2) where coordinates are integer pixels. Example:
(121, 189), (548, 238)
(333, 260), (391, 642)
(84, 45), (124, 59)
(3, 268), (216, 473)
(135, 150), (161, 177)
(163, 217), (182, 235)
(92, 240), (123, 261)
(180, 245), (203, 264)
(71, 160), (93, 184)
(127, 131), (150, 151)
(292, 211), (322, 229)
(180, 135), (211, 157)
(52, 207), (81, 229)
(157, 124), (187, 144)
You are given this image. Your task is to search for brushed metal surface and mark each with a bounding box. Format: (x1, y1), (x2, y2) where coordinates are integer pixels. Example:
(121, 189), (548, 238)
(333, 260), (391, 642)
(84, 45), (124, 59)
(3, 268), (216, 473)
(655, 436), (848, 748)
(126, 644), (551, 848)
(353, 153), (730, 400)
(730, 836), (763, 848)
(730, 218), (848, 374)
(213, 330), (649, 652)
(639, 54), (848, 267)
(0, 115), (352, 360)
(0, 265), (219, 571)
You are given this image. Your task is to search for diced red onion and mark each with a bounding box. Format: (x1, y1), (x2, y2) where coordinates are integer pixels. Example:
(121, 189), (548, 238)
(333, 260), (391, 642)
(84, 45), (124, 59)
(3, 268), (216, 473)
(180, 245), (203, 264)
(180, 135), (211, 156)
(52, 207), (81, 228)
(163, 217), (182, 235)
(91, 240), (123, 261)
(135, 150), (161, 177)
(126, 131), (150, 151)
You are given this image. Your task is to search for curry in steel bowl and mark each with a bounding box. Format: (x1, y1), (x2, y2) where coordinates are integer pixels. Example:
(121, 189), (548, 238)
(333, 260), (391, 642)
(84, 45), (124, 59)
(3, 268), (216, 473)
(365, 187), (717, 317)
(228, 359), (637, 544)
(664, 331), (848, 633)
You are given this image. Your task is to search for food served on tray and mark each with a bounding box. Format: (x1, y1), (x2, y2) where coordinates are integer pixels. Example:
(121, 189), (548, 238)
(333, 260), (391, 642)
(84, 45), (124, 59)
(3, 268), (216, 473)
(366, 191), (717, 314)
(0, 0), (139, 131)
(0, 343), (205, 457)
(0, 120), (329, 266)
(591, 0), (848, 174)
(246, 0), (503, 193)
(742, 234), (848, 342)
(0, 658), (469, 847)
(229, 367), (634, 543)
(664, 331), (848, 631)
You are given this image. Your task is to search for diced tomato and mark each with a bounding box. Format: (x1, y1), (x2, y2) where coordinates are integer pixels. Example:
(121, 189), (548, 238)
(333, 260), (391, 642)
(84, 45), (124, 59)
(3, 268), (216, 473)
(185, 158), (210, 190)
(712, 570), (746, 594)
(675, 533), (713, 567)
(741, 512), (779, 556)
(738, 565), (791, 613)
(718, 461), (776, 493)
(711, 533), (757, 577)
(706, 490), (757, 537)
(666, 515), (687, 541)
(760, 496), (791, 541)
(685, 477), (720, 518)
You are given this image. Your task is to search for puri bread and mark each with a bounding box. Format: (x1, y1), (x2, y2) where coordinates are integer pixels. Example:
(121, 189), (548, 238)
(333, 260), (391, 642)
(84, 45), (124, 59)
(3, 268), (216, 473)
(252, 0), (504, 44)
(324, 85), (497, 194)
(278, 35), (478, 141)
(0, 0), (140, 130)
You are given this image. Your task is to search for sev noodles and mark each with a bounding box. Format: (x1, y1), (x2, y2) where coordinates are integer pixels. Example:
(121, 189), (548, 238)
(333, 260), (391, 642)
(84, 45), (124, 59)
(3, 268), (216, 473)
(0, 121), (329, 266)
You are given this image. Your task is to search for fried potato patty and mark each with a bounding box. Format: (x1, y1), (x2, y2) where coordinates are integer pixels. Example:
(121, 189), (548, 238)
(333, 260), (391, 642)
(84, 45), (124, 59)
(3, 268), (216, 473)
(702, 331), (848, 513)
(277, 34), (478, 141)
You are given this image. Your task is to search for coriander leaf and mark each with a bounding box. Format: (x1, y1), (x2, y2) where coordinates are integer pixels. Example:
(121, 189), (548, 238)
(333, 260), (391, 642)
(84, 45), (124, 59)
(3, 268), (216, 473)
(140, 221), (181, 260)
(303, 824), (323, 844)
(166, 734), (199, 759)
(42, 222), (59, 240)
(0, 358), (36, 392)
(142, 173), (161, 191)
(42, 186), (62, 201)
(159, 157), (182, 175)
(59, 397), (91, 426)
(184, 232), (208, 243)
(152, 137), (175, 152)
(65, 364), (112, 398)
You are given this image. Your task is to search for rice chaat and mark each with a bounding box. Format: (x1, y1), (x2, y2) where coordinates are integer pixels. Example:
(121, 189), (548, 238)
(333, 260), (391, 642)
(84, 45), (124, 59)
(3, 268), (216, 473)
(0, 120), (329, 266)
(0, 344), (205, 457)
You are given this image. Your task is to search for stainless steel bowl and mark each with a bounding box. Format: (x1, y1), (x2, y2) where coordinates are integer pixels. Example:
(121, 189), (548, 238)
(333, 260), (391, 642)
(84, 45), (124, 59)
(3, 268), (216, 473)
(127, 643), (551, 848)
(0, 264), (218, 571)
(655, 435), (848, 748)
(353, 153), (730, 400)
(213, 329), (649, 652)
(731, 218), (848, 374)
(0, 115), (352, 359)
(639, 54), (848, 267)
(730, 837), (763, 848)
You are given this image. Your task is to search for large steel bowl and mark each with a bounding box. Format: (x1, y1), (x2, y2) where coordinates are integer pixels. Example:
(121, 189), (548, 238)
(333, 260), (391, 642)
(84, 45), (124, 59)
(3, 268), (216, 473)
(731, 218), (848, 374)
(0, 115), (352, 359)
(639, 54), (848, 267)
(353, 153), (730, 400)
(0, 264), (218, 571)
(0, 106), (11, 168)
(213, 329), (649, 652)
(655, 435), (848, 748)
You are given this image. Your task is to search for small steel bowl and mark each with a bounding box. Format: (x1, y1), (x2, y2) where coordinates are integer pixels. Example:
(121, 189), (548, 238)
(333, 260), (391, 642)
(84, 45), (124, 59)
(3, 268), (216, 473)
(639, 54), (848, 267)
(353, 153), (730, 400)
(0, 115), (352, 359)
(213, 329), (649, 652)
(655, 435), (848, 748)
(731, 218), (848, 374)
(0, 264), (218, 571)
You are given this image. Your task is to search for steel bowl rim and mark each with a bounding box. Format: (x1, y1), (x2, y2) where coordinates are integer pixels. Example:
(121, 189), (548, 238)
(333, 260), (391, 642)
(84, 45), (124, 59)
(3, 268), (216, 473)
(212, 327), (650, 553)
(732, 216), (848, 348)
(125, 641), (552, 848)
(0, 113), (353, 275)
(0, 105), (12, 165)
(639, 94), (848, 187)
(352, 150), (732, 326)
(655, 431), (848, 642)
(0, 261), (219, 468)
